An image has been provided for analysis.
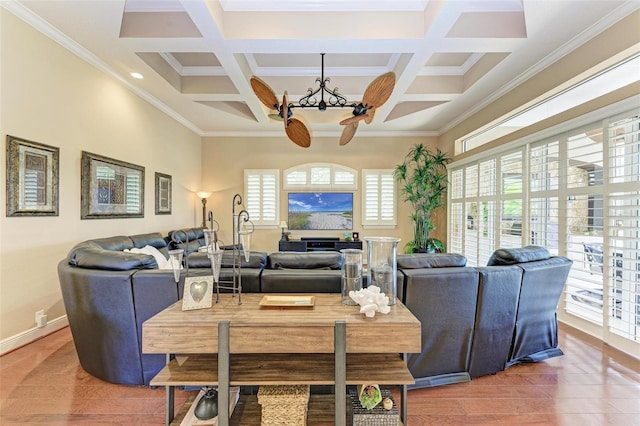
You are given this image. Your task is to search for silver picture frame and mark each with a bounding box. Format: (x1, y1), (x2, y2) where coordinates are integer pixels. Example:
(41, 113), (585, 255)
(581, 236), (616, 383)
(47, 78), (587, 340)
(6, 135), (59, 217)
(155, 172), (172, 215)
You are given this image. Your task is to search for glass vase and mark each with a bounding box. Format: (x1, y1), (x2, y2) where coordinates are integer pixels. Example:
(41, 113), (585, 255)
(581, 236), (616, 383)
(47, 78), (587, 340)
(340, 249), (363, 305)
(365, 237), (400, 305)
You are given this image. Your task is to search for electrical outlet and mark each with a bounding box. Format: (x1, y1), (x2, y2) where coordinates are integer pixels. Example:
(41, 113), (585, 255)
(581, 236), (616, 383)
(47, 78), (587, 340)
(35, 310), (47, 328)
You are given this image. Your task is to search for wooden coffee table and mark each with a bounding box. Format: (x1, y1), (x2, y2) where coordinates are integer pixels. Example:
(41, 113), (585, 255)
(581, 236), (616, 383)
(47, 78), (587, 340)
(143, 293), (421, 425)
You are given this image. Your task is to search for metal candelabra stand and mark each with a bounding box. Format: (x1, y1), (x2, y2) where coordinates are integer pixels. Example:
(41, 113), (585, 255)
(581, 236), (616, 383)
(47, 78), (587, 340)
(210, 193), (254, 305)
(168, 194), (253, 306)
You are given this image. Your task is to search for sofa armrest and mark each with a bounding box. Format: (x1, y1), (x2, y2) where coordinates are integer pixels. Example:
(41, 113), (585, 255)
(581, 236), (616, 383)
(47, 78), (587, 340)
(130, 232), (170, 257)
(68, 241), (157, 270)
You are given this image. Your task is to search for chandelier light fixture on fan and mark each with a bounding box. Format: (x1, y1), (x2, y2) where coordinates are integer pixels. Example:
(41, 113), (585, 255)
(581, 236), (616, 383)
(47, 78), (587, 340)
(250, 53), (396, 148)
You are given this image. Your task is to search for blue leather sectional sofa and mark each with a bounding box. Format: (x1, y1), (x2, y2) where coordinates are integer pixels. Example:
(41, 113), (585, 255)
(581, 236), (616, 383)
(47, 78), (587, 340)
(58, 227), (572, 389)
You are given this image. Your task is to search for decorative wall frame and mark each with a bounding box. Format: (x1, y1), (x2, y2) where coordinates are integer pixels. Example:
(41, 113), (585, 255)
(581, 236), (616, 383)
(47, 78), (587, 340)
(81, 151), (144, 219)
(155, 172), (172, 215)
(6, 135), (59, 217)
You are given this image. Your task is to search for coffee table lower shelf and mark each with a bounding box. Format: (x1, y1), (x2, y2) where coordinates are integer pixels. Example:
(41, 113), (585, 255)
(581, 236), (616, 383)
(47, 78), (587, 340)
(172, 394), (404, 426)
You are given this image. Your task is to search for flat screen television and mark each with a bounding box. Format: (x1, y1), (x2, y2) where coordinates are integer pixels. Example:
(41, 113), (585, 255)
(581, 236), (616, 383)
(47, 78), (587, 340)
(287, 192), (353, 230)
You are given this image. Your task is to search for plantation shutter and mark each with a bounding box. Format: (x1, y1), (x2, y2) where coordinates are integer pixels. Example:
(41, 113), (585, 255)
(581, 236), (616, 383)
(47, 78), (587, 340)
(606, 114), (639, 341)
(362, 169), (396, 228)
(499, 150), (524, 248)
(244, 169), (279, 226)
(448, 169), (464, 255)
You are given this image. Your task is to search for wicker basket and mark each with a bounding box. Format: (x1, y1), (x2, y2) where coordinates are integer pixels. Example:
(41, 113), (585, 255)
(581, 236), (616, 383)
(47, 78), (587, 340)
(349, 389), (399, 426)
(257, 385), (310, 426)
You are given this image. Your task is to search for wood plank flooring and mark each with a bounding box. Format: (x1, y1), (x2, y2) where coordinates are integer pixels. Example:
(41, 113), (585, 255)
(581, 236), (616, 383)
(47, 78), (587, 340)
(1, 323), (638, 425)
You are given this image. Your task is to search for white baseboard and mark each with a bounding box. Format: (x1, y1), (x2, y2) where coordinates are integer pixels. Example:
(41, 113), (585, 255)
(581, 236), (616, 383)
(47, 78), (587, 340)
(0, 315), (69, 356)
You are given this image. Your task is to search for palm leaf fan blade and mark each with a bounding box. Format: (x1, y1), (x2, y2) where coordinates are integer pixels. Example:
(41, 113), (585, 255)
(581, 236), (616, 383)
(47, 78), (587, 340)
(339, 114), (368, 126)
(339, 123), (358, 146)
(362, 72), (396, 108)
(286, 118), (311, 148)
(282, 92), (289, 129)
(364, 108), (376, 124)
(250, 76), (279, 110)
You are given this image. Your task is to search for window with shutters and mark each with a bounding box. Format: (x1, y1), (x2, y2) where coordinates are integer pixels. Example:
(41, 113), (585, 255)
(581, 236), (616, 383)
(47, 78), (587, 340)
(244, 169), (279, 227)
(448, 105), (640, 355)
(362, 169), (396, 228)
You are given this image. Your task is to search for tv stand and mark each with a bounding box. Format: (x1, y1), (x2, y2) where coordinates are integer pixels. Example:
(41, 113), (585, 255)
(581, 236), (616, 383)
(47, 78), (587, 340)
(279, 238), (362, 252)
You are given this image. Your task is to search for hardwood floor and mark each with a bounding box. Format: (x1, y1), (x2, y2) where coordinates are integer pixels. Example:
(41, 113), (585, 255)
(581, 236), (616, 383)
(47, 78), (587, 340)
(1, 323), (638, 425)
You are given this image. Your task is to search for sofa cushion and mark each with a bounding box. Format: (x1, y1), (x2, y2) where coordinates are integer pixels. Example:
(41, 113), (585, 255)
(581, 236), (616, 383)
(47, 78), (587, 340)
(487, 246), (550, 266)
(261, 269), (342, 292)
(91, 235), (135, 251)
(168, 228), (206, 254)
(267, 252), (342, 270)
(130, 232), (169, 257)
(222, 251), (267, 269)
(186, 251), (267, 269)
(397, 253), (467, 269)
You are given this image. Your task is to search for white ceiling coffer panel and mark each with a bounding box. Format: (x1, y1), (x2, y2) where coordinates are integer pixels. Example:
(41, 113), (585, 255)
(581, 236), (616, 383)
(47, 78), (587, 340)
(7, 0), (636, 140)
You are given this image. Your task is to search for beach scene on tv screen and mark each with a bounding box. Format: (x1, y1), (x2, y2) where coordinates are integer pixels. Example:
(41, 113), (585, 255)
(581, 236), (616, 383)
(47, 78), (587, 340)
(288, 192), (353, 230)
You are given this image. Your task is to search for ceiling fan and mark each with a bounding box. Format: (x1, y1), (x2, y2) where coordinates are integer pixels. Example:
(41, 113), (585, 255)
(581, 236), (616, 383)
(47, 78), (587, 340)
(249, 54), (396, 148)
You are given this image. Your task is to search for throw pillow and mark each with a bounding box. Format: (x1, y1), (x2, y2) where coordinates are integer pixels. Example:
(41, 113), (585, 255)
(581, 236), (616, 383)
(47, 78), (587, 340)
(125, 245), (176, 270)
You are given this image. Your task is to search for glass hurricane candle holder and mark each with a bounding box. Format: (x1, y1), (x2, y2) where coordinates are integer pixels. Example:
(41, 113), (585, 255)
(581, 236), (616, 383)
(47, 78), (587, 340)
(167, 249), (184, 283)
(340, 249), (363, 305)
(365, 237), (400, 305)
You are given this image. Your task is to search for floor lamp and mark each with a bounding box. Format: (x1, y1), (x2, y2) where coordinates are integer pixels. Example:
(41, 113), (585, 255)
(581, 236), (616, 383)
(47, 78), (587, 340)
(196, 191), (212, 228)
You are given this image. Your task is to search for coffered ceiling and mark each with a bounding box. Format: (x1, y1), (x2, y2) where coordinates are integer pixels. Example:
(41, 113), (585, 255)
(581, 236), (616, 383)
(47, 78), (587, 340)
(7, 0), (638, 142)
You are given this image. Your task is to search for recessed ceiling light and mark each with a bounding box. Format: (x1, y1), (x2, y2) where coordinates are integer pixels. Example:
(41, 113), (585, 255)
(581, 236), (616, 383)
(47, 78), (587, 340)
(130, 72), (144, 79)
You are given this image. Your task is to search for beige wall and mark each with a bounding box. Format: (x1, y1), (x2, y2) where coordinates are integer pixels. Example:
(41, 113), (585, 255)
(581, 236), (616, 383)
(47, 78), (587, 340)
(201, 136), (441, 253)
(0, 10), (202, 341)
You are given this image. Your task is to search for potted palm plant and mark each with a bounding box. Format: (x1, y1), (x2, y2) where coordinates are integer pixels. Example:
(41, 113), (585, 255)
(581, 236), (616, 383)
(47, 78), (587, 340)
(394, 143), (451, 253)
